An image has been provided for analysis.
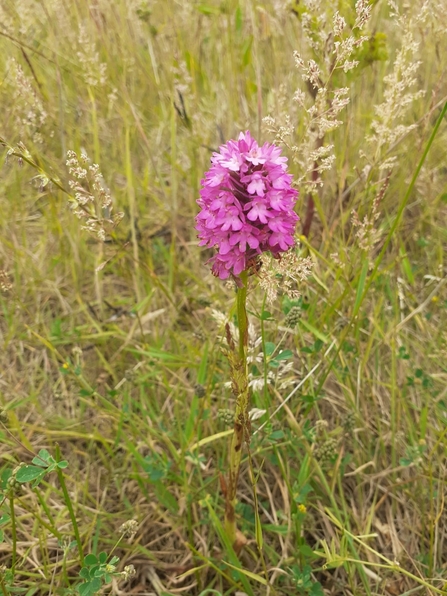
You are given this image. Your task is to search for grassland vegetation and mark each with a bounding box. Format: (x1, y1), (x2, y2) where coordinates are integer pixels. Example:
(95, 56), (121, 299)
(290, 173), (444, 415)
(0, 0), (447, 594)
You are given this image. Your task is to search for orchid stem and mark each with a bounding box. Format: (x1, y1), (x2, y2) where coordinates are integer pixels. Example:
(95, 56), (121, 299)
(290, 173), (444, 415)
(224, 270), (250, 549)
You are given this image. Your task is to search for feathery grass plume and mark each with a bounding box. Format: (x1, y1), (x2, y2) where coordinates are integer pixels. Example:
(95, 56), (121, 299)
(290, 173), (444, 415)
(66, 150), (123, 242)
(258, 248), (313, 304)
(366, 2), (428, 162)
(76, 24), (108, 87)
(351, 171), (392, 266)
(0, 0), (46, 36)
(5, 58), (48, 144)
(264, 0), (372, 236)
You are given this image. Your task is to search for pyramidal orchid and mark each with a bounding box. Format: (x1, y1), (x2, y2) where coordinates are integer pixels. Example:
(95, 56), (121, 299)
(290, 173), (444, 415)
(196, 131), (299, 279)
(196, 131), (299, 553)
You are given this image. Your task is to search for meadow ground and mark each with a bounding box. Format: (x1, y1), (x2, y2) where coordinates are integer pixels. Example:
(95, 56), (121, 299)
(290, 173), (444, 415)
(0, 0), (447, 594)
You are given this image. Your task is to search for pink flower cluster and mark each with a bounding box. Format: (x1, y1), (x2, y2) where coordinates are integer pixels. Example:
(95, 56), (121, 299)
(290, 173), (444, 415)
(196, 131), (299, 279)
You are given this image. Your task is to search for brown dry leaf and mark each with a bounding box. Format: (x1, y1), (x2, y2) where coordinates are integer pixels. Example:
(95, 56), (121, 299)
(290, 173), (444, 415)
(233, 528), (249, 556)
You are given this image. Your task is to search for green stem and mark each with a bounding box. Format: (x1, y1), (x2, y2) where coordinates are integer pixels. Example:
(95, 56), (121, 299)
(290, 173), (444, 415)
(10, 496), (16, 576)
(224, 271), (250, 548)
(237, 271), (249, 361)
(259, 293), (269, 409)
(33, 489), (61, 538)
(0, 576), (8, 596)
(108, 534), (125, 557)
(55, 445), (84, 565)
(17, 496), (62, 540)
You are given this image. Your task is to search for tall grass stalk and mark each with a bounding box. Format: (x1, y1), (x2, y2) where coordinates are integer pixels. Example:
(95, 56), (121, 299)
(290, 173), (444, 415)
(9, 496), (16, 576)
(55, 445), (84, 565)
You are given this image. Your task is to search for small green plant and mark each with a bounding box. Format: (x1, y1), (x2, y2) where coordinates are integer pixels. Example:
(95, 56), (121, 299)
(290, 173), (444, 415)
(77, 552), (120, 596)
(0, 566), (14, 593)
(15, 449), (68, 487)
(289, 564), (324, 596)
(77, 522), (137, 594)
(400, 441), (426, 468)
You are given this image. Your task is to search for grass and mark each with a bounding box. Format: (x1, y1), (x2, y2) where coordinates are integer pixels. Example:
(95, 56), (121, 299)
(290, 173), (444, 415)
(1, 0), (447, 594)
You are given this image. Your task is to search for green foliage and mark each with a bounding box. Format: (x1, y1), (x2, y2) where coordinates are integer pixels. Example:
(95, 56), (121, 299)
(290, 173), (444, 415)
(293, 482), (314, 505)
(263, 341), (294, 367)
(399, 441), (426, 468)
(15, 449), (68, 488)
(289, 565), (324, 596)
(355, 32), (388, 67)
(77, 552), (120, 596)
(301, 339), (324, 354)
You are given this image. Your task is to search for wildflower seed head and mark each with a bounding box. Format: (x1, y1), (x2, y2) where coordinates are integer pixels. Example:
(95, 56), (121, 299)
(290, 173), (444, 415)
(217, 408), (235, 426)
(121, 565), (136, 581)
(0, 270), (12, 292)
(285, 306), (302, 328)
(119, 519), (138, 538)
(343, 411), (356, 435)
(315, 437), (339, 465)
(124, 368), (138, 384)
(315, 419), (329, 434)
(194, 383), (206, 398)
(196, 131), (299, 279)
(6, 476), (21, 495)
